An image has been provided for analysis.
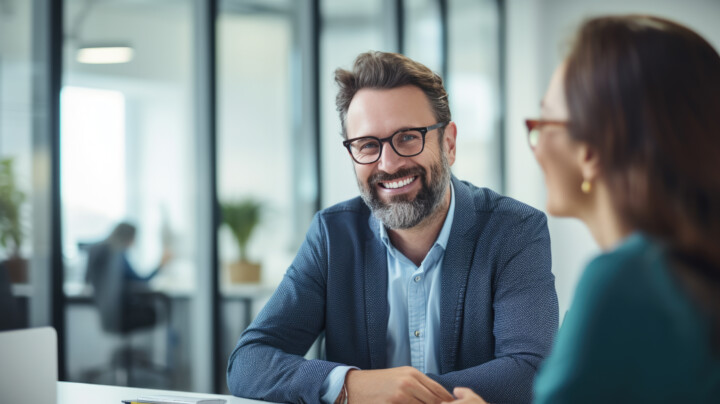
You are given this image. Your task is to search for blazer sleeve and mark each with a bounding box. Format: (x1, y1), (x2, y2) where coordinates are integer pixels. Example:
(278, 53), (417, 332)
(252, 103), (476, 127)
(430, 211), (559, 404)
(227, 213), (343, 403)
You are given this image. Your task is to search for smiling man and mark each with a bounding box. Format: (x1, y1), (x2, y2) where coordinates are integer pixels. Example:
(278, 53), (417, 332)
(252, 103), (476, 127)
(227, 52), (558, 404)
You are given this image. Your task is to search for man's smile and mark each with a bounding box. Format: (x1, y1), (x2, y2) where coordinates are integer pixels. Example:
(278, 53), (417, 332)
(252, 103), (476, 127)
(378, 175), (418, 190)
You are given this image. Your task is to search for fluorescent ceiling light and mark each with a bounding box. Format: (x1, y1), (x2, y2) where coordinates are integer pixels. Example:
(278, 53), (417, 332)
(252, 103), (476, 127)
(76, 46), (134, 64)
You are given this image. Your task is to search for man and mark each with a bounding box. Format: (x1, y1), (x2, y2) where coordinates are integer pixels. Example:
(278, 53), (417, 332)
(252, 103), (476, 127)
(227, 51), (558, 404)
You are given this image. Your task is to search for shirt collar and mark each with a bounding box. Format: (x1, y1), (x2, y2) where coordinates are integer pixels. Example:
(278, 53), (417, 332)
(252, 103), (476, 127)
(379, 181), (456, 252)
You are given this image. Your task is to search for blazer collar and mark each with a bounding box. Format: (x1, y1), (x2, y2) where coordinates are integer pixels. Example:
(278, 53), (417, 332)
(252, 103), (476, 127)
(364, 235), (388, 369)
(439, 176), (485, 373)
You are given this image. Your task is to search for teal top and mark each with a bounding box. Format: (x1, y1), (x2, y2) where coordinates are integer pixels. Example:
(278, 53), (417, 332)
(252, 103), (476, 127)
(534, 233), (720, 403)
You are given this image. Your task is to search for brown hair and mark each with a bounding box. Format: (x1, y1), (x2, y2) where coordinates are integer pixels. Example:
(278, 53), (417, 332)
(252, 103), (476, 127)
(334, 51), (450, 139)
(564, 15), (720, 331)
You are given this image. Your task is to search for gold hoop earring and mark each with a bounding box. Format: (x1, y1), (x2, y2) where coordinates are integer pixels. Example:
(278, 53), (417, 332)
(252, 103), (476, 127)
(581, 180), (592, 194)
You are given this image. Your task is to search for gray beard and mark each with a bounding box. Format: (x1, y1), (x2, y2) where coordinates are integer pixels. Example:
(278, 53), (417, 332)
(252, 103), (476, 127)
(358, 153), (451, 230)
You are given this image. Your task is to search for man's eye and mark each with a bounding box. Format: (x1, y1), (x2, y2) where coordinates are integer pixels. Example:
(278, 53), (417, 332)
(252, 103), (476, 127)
(357, 141), (379, 151)
(399, 132), (420, 142)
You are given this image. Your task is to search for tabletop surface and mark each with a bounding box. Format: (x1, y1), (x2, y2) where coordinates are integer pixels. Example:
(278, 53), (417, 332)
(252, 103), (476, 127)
(58, 381), (273, 404)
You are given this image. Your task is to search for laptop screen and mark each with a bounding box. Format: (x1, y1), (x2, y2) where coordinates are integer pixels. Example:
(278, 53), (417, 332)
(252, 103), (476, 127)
(0, 327), (58, 403)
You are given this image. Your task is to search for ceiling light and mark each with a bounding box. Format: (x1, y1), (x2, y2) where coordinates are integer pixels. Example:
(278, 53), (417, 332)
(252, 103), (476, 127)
(76, 46), (134, 64)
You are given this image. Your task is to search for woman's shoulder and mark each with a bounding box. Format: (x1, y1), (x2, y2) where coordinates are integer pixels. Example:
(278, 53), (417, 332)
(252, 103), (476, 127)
(536, 233), (720, 403)
(573, 232), (712, 349)
(587, 232), (659, 270)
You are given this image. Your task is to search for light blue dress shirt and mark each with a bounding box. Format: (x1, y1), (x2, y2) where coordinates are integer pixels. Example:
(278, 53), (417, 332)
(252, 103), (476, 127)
(320, 183), (455, 403)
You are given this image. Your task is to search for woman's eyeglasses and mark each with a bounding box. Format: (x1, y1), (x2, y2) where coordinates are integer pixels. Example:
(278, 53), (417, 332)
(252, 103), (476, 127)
(525, 119), (568, 150)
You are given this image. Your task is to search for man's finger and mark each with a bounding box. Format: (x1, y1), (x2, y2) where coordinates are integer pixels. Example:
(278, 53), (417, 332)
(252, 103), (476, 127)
(452, 387), (488, 404)
(412, 372), (454, 402)
(410, 387), (448, 404)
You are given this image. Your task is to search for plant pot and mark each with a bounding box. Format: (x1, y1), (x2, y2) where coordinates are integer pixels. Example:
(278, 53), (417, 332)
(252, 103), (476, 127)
(4, 257), (28, 284)
(228, 260), (261, 283)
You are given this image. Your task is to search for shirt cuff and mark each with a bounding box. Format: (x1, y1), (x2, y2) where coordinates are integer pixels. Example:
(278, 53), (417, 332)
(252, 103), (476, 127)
(320, 365), (357, 404)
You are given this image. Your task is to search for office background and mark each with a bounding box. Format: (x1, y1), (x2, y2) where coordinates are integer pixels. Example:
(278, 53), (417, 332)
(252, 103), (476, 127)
(1, 0), (718, 395)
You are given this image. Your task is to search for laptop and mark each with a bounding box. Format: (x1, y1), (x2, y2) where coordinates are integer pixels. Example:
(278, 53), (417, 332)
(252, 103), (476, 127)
(0, 327), (58, 403)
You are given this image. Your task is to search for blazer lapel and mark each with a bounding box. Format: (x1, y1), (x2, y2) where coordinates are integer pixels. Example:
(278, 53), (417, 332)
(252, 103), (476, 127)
(364, 216), (388, 369)
(439, 178), (483, 374)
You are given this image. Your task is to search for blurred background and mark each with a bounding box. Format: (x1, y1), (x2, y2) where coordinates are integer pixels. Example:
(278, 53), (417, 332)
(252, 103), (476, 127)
(1, 0), (718, 395)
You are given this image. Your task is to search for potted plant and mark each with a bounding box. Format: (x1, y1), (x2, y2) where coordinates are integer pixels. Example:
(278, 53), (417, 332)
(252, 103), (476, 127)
(221, 199), (262, 283)
(0, 157), (27, 283)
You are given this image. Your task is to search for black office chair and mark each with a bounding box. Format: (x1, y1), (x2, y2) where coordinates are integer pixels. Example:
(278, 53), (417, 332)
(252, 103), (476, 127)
(84, 242), (171, 387)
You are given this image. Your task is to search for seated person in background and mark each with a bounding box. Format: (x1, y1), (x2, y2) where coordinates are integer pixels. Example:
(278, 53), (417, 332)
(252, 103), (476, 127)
(446, 15), (720, 404)
(86, 222), (172, 333)
(227, 51), (559, 404)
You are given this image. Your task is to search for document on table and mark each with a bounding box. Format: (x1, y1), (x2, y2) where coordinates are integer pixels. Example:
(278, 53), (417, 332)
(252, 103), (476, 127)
(122, 395), (226, 404)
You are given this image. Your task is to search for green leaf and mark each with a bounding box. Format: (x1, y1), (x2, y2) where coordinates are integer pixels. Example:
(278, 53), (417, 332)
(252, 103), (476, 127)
(220, 199), (262, 262)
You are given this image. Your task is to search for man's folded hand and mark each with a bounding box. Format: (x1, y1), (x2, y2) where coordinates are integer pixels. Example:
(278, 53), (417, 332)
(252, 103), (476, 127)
(345, 366), (454, 404)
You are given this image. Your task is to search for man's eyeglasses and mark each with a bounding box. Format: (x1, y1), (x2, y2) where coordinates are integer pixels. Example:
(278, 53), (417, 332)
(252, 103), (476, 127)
(525, 119), (568, 150)
(342, 122), (449, 165)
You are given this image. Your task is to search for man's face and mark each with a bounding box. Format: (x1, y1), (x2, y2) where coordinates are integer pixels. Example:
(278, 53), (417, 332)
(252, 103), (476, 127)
(345, 85), (456, 230)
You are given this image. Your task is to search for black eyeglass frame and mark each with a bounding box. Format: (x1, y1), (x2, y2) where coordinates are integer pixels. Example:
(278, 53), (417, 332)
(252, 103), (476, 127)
(342, 121), (449, 164)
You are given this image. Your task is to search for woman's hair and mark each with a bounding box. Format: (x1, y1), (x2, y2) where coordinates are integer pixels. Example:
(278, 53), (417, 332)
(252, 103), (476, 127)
(564, 15), (720, 332)
(334, 51), (450, 139)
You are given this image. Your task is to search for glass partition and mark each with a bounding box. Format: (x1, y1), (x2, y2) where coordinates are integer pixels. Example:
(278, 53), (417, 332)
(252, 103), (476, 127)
(0, 0), (43, 330)
(404, 0), (443, 74)
(61, 0), (200, 390)
(216, 0), (318, 393)
(446, 0), (502, 191)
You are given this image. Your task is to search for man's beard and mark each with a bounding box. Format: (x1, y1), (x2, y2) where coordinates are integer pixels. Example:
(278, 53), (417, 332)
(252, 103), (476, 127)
(358, 153), (451, 230)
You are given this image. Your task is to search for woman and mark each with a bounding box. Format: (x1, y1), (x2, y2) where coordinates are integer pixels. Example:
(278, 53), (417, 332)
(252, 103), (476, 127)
(446, 15), (720, 403)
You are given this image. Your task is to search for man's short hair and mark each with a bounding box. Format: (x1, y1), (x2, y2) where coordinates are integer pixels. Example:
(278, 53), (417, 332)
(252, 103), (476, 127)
(334, 51), (451, 139)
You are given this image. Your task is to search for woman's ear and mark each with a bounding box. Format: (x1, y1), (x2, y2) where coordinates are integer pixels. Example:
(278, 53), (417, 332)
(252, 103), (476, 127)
(576, 143), (601, 182)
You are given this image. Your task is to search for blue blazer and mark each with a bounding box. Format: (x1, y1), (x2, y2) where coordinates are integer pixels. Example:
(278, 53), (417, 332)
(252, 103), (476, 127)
(228, 177), (558, 403)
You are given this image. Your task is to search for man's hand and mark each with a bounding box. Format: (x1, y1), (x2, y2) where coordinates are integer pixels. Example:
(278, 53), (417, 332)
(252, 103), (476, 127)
(441, 387), (488, 404)
(345, 366), (454, 403)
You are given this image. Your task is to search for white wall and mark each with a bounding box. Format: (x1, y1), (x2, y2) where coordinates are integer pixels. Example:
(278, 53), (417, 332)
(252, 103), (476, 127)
(504, 0), (720, 318)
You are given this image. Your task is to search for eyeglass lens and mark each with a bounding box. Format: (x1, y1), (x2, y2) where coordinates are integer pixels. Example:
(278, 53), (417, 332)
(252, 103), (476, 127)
(528, 128), (540, 148)
(349, 130), (424, 163)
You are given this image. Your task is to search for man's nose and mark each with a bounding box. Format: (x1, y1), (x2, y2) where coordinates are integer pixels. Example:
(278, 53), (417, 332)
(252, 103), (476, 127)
(377, 142), (406, 173)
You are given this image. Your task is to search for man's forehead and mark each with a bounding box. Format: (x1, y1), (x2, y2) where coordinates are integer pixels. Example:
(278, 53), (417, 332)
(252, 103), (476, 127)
(346, 86), (435, 138)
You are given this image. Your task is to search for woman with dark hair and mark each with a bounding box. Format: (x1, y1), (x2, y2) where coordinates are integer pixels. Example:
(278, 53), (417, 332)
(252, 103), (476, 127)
(445, 15), (720, 403)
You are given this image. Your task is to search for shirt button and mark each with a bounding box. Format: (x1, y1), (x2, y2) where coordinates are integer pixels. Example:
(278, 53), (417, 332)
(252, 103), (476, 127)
(414, 276), (421, 282)
(414, 330), (421, 337)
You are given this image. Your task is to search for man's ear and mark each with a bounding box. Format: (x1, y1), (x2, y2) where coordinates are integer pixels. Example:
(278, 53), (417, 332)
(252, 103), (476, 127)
(444, 122), (457, 166)
(576, 142), (600, 182)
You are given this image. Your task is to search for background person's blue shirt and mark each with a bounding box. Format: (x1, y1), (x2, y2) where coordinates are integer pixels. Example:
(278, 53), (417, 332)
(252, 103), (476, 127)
(321, 183), (455, 403)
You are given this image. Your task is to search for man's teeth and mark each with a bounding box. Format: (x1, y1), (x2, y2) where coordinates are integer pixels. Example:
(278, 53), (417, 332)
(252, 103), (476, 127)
(382, 177), (415, 189)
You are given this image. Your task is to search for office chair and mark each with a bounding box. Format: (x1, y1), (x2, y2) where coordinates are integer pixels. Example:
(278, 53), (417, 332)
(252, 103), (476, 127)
(83, 242), (171, 387)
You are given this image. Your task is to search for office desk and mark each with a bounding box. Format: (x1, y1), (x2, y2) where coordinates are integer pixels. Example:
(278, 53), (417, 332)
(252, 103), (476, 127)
(62, 281), (275, 331)
(58, 381), (272, 403)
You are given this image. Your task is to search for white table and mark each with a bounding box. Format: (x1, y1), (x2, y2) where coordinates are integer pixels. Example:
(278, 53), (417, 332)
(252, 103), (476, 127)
(58, 381), (272, 403)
